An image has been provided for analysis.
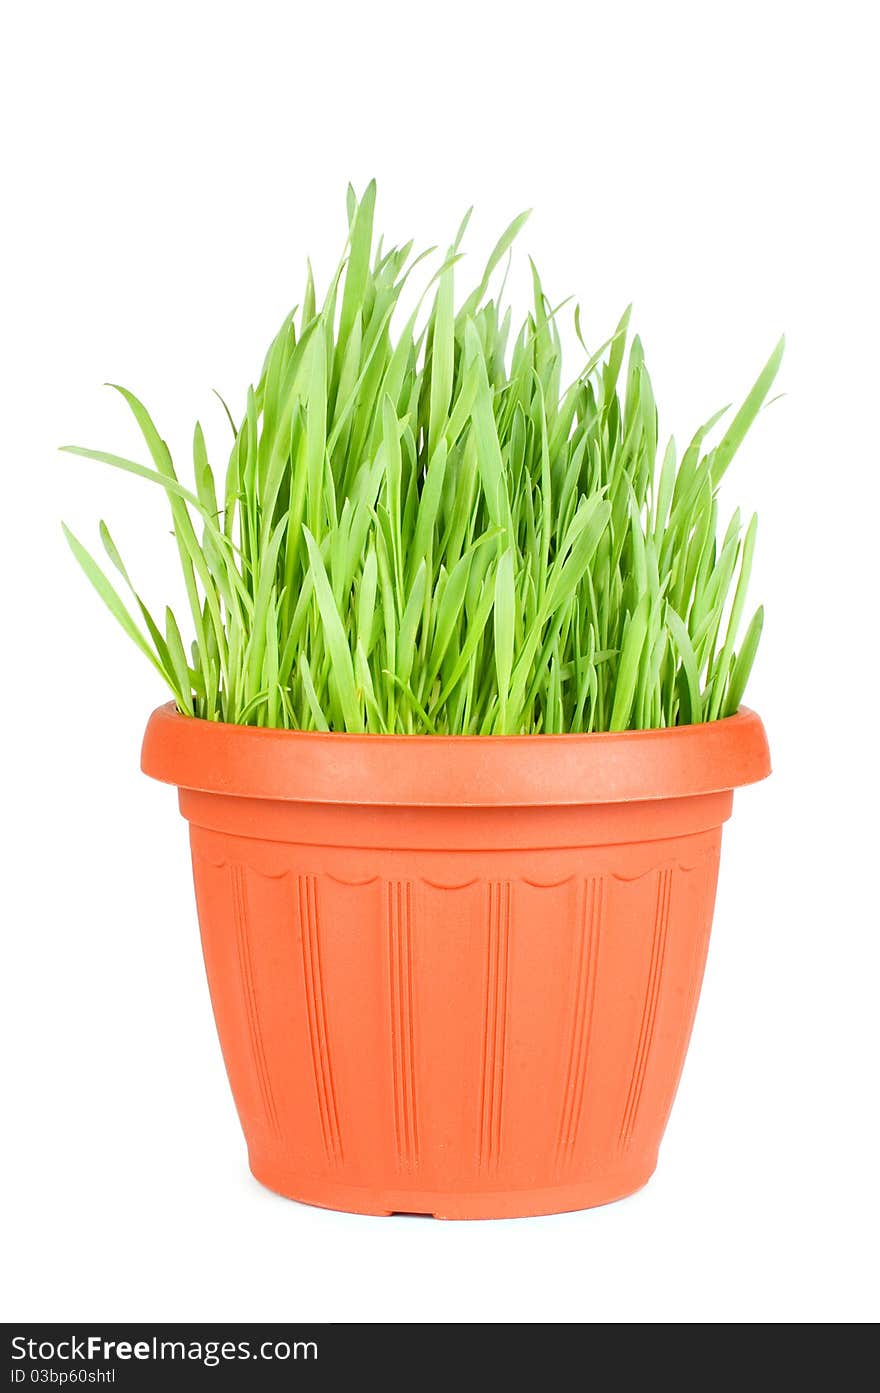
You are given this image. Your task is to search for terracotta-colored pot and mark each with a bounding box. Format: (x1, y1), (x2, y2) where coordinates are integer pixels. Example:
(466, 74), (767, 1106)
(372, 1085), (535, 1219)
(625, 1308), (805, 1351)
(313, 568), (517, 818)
(142, 703), (769, 1219)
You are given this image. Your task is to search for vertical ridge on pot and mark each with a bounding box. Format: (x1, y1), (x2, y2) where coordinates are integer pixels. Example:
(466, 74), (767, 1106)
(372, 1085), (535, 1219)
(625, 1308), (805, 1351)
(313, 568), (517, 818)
(478, 880), (512, 1175)
(231, 863), (283, 1143)
(619, 866), (674, 1151)
(556, 874), (604, 1170)
(650, 846), (720, 1138)
(386, 879), (419, 1172)
(297, 872), (343, 1165)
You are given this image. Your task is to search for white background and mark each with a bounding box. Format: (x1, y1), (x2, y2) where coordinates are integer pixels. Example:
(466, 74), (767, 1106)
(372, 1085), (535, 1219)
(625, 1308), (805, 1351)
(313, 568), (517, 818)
(2, 0), (878, 1324)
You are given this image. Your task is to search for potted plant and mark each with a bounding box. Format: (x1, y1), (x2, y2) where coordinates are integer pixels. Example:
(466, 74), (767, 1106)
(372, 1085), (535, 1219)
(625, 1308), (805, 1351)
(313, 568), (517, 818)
(64, 182), (777, 1219)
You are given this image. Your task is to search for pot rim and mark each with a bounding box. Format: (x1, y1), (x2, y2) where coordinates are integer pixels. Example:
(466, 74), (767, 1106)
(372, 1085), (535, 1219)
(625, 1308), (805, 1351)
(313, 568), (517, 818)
(141, 702), (770, 807)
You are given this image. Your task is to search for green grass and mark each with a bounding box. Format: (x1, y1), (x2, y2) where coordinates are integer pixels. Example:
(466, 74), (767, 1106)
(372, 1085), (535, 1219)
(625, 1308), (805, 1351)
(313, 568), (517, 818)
(63, 182), (781, 734)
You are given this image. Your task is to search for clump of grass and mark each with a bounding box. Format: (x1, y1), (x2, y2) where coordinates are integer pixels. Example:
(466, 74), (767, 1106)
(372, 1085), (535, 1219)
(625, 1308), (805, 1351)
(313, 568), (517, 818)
(63, 182), (781, 734)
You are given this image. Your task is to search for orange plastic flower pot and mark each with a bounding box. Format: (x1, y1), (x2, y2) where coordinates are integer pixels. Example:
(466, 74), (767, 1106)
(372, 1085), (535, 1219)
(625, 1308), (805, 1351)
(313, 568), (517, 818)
(142, 704), (770, 1219)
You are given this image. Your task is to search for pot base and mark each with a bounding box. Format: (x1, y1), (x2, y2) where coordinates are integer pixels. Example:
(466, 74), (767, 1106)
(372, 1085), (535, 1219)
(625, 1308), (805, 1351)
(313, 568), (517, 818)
(249, 1156), (656, 1220)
